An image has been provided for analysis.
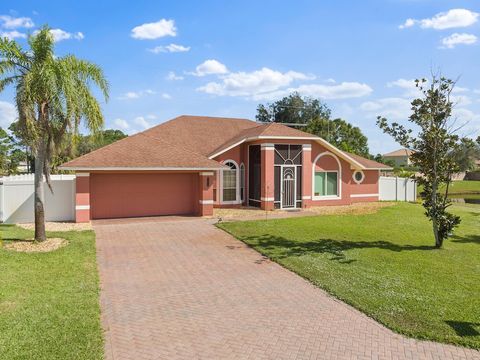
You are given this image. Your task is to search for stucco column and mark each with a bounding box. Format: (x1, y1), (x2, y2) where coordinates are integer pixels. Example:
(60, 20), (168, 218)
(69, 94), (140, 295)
(198, 172), (214, 216)
(302, 144), (312, 208)
(75, 172), (90, 222)
(260, 143), (274, 210)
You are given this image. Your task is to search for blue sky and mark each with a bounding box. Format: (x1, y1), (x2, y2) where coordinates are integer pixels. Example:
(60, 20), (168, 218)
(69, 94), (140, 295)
(0, 0), (479, 154)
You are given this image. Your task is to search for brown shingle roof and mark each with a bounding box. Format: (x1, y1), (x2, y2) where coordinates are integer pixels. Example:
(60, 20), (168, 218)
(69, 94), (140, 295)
(143, 115), (257, 156)
(383, 148), (414, 157)
(61, 132), (225, 169)
(61, 115), (390, 170)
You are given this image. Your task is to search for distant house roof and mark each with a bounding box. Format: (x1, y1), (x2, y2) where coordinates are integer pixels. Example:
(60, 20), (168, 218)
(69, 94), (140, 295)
(383, 148), (414, 157)
(61, 115), (391, 170)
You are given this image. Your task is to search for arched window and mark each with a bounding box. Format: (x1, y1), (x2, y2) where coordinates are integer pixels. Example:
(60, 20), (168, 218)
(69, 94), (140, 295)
(312, 152), (342, 200)
(222, 161), (238, 202)
(239, 163), (245, 202)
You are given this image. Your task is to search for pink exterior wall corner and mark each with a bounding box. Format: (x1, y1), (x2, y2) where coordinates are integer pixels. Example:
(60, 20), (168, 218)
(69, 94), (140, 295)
(75, 173), (90, 223)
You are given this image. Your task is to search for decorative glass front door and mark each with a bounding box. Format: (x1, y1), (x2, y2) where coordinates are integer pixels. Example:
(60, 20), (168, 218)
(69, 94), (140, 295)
(281, 166), (296, 209)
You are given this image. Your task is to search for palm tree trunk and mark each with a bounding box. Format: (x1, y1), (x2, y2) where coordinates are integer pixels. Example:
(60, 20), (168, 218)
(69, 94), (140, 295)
(34, 139), (47, 242)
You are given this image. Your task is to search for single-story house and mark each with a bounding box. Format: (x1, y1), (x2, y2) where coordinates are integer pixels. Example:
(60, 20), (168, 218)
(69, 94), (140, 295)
(383, 148), (414, 167)
(60, 115), (392, 222)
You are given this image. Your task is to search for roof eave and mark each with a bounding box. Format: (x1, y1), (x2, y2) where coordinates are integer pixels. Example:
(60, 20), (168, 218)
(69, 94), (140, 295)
(58, 166), (227, 171)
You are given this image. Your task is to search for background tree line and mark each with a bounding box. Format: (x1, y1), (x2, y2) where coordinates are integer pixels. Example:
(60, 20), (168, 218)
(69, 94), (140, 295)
(0, 122), (126, 176)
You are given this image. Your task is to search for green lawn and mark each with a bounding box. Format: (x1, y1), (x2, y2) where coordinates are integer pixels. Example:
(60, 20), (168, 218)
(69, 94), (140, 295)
(418, 180), (480, 195)
(0, 225), (103, 360)
(218, 202), (480, 349)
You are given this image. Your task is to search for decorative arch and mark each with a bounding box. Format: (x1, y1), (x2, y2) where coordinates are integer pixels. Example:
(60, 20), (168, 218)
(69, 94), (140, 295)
(311, 152), (342, 200)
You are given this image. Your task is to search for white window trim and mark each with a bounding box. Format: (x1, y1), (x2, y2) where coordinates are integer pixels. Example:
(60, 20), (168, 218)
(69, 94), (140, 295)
(312, 152), (342, 201)
(352, 170), (365, 184)
(220, 159), (241, 204)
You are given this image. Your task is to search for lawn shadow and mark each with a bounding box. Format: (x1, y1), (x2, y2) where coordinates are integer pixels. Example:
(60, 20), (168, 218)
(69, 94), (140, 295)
(451, 234), (480, 245)
(445, 321), (480, 337)
(242, 234), (435, 263)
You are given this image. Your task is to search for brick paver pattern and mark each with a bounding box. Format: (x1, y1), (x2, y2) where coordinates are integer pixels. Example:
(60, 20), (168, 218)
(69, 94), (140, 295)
(93, 217), (480, 360)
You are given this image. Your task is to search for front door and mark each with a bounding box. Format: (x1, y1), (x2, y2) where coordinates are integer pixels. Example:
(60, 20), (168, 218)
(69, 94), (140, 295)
(281, 166), (296, 209)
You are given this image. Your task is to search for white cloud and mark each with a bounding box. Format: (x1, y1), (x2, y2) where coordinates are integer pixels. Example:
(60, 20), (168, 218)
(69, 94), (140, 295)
(197, 67), (311, 97)
(440, 33), (477, 49)
(191, 59), (228, 76)
(399, 9), (479, 30)
(451, 94), (472, 106)
(360, 97), (412, 120)
(0, 30), (26, 39)
(118, 89), (156, 100)
(387, 78), (424, 97)
(166, 71), (184, 80)
(146, 114), (157, 120)
(33, 28), (84, 42)
(0, 15), (34, 29)
(148, 43), (190, 53)
(287, 82), (372, 100)
(114, 118), (129, 130)
(134, 116), (150, 129)
(131, 19), (176, 40)
(0, 101), (16, 128)
(161, 93), (172, 99)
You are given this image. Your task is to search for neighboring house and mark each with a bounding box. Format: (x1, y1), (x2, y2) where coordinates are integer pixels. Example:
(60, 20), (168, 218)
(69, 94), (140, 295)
(60, 115), (391, 222)
(383, 148), (414, 167)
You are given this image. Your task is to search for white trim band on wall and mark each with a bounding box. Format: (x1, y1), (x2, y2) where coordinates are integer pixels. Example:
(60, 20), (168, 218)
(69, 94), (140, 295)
(260, 143), (275, 150)
(302, 144), (312, 151)
(302, 195), (311, 200)
(260, 197), (274, 201)
(75, 205), (90, 210)
(350, 193), (379, 198)
(76, 172), (90, 177)
(200, 172), (214, 176)
(199, 200), (214, 205)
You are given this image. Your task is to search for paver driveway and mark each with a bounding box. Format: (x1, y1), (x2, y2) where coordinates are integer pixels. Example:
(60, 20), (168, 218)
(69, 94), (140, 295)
(94, 217), (479, 360)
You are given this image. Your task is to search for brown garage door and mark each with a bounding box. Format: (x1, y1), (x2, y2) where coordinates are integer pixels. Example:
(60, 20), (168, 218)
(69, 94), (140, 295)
(90, 173), (197, 219)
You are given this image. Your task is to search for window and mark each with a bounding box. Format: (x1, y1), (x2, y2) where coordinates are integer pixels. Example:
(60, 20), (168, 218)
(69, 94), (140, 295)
(239, 163), (245, 202)
(314, 171), (338, 196)
(222, 161), (238, 202)
(353, 170), (364, 184)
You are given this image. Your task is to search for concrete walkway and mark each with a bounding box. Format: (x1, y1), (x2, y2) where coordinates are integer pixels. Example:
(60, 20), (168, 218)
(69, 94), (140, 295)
(94, 217), (479, 360)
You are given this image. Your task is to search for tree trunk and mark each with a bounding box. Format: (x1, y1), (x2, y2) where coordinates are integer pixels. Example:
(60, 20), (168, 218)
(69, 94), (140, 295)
(432, 218), (442, 248)
(34, 139), (47, 242)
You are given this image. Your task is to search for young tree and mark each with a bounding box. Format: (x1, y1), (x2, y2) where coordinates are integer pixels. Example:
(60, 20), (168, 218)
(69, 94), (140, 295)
(0, 26), (108, 241)
(377, 76), (461, 248)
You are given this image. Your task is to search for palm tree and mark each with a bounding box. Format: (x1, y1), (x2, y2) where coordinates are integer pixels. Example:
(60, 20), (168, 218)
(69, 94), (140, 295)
(0, 26), (108, 241)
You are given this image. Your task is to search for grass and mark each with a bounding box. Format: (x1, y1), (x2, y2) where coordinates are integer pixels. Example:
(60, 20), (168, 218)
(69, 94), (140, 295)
(218, 202), (480, 349)
(418, 180), (480, 195)
(0, 225), (103, 360)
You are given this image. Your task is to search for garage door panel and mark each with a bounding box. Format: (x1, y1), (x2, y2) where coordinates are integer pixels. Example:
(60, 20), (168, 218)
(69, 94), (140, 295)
(91, 173), (197, 219)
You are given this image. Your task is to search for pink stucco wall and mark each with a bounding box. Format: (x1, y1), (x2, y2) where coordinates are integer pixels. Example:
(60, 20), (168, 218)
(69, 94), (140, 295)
(212, 139), (381, 210)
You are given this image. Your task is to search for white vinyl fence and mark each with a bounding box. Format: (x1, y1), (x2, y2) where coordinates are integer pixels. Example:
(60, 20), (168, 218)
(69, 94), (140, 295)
(0, 174), (75, 224)
(379, 176), (417, 202)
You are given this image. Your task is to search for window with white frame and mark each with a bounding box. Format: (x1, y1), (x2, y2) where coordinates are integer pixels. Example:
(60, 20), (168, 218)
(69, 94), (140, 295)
(222, 161), (238, 202)
(239, 163), (245, 202)
(314, 171), (338, 197)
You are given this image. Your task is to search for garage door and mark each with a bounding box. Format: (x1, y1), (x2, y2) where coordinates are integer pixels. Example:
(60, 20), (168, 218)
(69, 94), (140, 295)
(90, 173), (197, 219)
